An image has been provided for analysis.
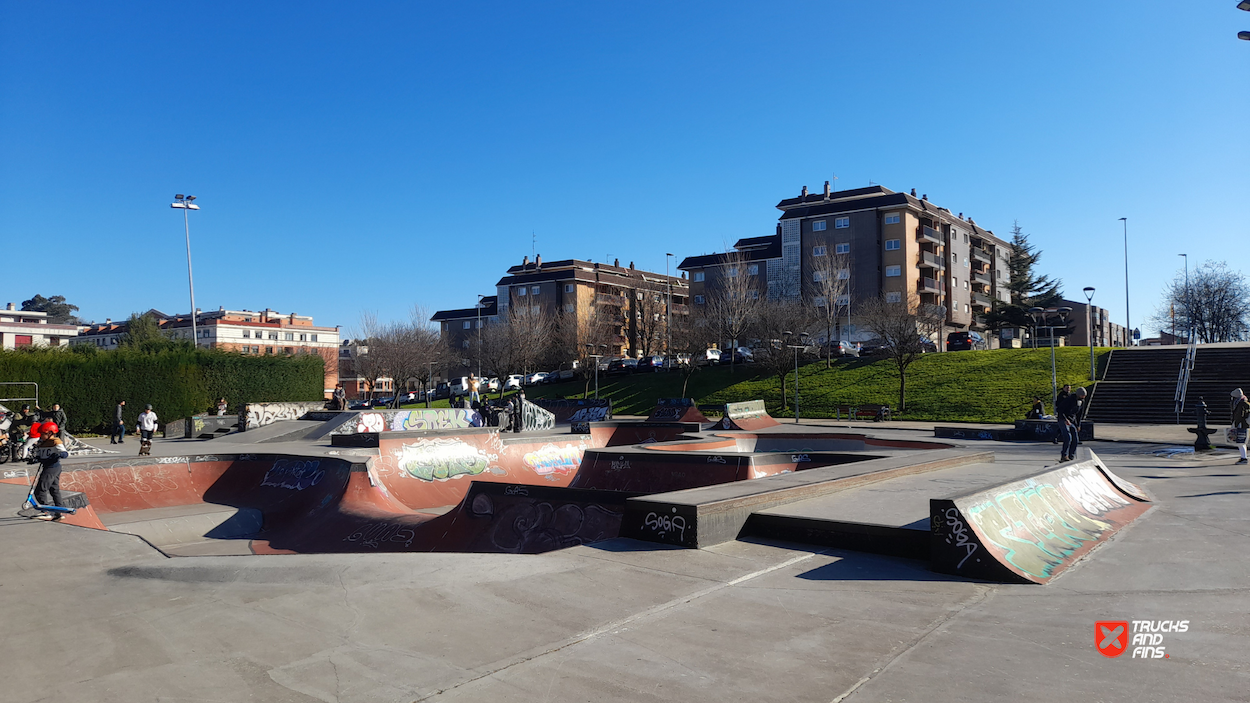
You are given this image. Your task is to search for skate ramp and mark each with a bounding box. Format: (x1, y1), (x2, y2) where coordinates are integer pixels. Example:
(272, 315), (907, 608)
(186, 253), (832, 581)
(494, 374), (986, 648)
(646, 398), (710, 424)
(531, 399), (612, 424)
(715, 400), (779, 431)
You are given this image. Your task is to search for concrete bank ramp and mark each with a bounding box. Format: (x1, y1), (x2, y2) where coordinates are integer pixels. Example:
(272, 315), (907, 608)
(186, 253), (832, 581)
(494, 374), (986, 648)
(744, 448), (1150, 584)
(713, 400), (779, 431)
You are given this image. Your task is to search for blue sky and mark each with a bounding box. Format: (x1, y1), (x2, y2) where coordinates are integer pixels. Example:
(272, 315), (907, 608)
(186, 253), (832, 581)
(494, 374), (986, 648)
(2, 1), (1247, 337)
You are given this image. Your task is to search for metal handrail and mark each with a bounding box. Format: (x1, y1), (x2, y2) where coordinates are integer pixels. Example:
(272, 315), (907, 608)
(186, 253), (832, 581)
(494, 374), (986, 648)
(1173, 335), (1197, 423)
(0, 382), (39, 410)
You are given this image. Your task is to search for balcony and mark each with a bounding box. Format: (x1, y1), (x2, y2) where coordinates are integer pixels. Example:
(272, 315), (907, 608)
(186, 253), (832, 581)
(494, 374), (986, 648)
(919, 276), (941, 294)
(671, 303), (690, 314)
(972, 291), (992, 308)
(596, 293), (625, 306)
(918, 250), (946, 270)
(973, 271), (991, 285)
(917, 225), (943, 245)
(971, 247), (991, 264)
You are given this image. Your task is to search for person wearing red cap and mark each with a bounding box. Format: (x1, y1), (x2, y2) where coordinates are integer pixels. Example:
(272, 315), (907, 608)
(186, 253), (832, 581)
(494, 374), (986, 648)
(19, 420), (44, 460)
(30, 422), (68, 520)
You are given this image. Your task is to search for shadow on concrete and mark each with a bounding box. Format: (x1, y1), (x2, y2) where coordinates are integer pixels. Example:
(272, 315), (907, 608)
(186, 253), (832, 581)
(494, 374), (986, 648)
(1176, 491), (1250, 498)
(586, 537), (685, 553)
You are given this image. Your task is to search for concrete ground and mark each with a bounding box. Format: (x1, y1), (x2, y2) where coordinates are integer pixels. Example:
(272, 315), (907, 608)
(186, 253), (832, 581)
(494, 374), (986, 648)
(2, 429), (1247, 702)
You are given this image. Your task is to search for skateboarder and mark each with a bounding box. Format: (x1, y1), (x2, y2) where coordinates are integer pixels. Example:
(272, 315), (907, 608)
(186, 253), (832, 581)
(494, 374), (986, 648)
(1056, 387), (1087, 463)
(30, 422), (69, 521)
(136, 404), (159, 455)
(1232, 388), (1248, 465)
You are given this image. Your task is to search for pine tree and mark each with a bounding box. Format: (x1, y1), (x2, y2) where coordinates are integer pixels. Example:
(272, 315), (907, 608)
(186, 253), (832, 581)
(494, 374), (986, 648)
(1006, 221), (1062, 307)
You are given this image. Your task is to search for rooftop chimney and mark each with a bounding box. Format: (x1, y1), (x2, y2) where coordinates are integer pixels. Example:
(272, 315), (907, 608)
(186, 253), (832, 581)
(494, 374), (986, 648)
(910, 188), (917, 196)
(535, 254), (542, 267)
(629, 261), (635, 269)
(801, 185), (809, 197)
(958, 212), (963, 219)
(5, 303), (13, 311)
(522, 255), (529, 266)
(922, 194), (928, 201)
(105, 318), (111, 324)
(969, 217), (975, 224)
(823, 180), (830, 197)
(614, 258), (619, 267)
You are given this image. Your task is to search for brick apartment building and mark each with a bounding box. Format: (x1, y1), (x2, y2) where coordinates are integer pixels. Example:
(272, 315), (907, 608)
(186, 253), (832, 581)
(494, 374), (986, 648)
(1062, 299), (1130, 348)
(680, 184), (1012, 345)
(432, 257), (689, 376)
(75, 308), (341, 396)
(0, 303), (80, 348)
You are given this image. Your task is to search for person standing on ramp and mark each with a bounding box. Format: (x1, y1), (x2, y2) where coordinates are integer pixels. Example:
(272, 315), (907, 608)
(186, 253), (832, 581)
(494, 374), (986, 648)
(29, 422), (69, 521)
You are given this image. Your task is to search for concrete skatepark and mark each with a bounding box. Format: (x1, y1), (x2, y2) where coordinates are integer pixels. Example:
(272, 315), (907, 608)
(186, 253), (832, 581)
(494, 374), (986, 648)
(2, 401), (1247, 701)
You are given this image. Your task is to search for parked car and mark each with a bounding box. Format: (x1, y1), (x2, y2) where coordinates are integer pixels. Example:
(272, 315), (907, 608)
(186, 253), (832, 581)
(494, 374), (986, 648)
(636, 355), (666, 372)
(946, 331), (987, 351)
(721, 347), (754, 365)
(504, 374), (524, 391)
(481, 377), (501, 392)
(824, 340), (859, 358)
(696, 349), (722, 366)
(348, 399), (373, 410)
(525, 372), (548, 386)
(449, 376), (471, 397)
(431, 383), (450, 401)
(606, 358), (638, 375)
(372, 396), (395, 408)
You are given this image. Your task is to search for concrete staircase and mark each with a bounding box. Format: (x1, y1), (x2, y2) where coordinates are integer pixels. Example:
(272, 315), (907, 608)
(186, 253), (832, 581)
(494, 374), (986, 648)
(1085, 345), (1250, 424)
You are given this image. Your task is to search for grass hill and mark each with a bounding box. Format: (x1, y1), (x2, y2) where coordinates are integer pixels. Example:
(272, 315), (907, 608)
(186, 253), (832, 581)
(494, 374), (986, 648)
(522, 347), (1111, 424)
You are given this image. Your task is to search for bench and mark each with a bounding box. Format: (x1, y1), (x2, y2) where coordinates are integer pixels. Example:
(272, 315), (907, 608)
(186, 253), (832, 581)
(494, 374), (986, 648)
(834, 405), (891, 422)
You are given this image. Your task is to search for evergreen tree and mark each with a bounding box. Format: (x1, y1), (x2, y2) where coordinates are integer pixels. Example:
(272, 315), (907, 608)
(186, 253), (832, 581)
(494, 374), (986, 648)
(983, 222), (1063, 336)
(21, 294), (80, 324)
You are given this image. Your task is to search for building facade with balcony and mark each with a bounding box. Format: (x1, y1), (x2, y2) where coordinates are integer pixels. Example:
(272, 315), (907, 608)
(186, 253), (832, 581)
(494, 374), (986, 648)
(681, 184), (1011, 345)
(75, 308), (341, 395)
(431, 296), (499, 380)
(0, 303), (79, 349)
(1062, 299), (1130, 348)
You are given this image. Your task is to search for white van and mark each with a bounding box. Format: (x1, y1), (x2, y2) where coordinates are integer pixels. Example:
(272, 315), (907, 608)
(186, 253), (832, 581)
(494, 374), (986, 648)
(449, 376), (470, 397)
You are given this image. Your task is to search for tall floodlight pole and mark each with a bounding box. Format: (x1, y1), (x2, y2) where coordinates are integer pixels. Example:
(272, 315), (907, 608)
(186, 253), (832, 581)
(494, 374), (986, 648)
(476, 295), (485, 377)
(1179, 253), (1189, 342)
(171, 195), (200, 345)
(1083, 287), (1096, 380)
(588, 354), (602, 399)
(1119, 217), (1130, 346)
(666, 253), (674, 355)
(785, 331), (808, 423)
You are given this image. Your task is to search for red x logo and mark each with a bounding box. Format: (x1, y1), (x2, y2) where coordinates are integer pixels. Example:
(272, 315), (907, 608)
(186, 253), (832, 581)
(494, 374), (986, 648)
(1096, 621), (1129, 658)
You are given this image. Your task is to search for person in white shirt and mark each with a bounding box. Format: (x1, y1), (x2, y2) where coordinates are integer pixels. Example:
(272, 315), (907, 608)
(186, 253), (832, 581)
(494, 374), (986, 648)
(136, 404), (159, 444)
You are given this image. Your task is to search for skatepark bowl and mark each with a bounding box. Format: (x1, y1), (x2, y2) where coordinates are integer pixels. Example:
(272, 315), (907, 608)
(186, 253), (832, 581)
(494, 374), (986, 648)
(3, 415), (959, 559)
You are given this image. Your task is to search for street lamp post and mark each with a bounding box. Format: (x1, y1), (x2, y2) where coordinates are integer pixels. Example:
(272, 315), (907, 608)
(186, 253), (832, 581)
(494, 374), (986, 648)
(1119, 217), (1130, 346)
(784, 331), (809, 424)
(170, 195), (200, 345)
(1083, 287), (1096, 381)
(666, 253), (674, 356)
(1030, 307), (1072, 409)
(588, 354), (602, 399)
(476, 295), (485, 378)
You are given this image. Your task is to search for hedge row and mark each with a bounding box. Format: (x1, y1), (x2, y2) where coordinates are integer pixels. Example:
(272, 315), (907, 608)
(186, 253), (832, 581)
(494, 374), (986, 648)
(0, 347), (325, 432)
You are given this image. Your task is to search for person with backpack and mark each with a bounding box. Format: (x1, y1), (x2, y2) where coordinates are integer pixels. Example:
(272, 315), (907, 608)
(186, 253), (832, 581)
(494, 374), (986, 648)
(1231, 388), (1249, 465)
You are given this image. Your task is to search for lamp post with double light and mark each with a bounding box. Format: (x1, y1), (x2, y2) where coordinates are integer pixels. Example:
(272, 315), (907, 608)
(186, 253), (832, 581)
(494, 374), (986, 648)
(1030, 306), (1072, 409)
(170, 195), (200, 345)
(784, 331), (810, 424)
(1083, 287), (1096, 381)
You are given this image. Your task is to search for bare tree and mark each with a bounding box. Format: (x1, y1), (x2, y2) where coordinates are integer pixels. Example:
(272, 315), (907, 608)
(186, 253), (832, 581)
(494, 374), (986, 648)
(859, 294), (931, 413)
(352, 311), (386, 401)
(667, 307), (715, 397)
(1151, 260), (1250, 343)
(553, 306), (616, 395)
(806, 251), (851, 367)
(634, 289), (667, 358)
(750, 297), (818, 415)
(705, 250), (763, 373)
(363, 307), (446, 408)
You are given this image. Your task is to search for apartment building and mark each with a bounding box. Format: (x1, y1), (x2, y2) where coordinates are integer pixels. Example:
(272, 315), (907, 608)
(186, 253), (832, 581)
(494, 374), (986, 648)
(680, 235), (780, 306)
(76, 308), (341, 395)
(0, 303), (80, 348)
(681, 184), (1011, 344)
(1062, 299), (1130, 348)
(431, 296), (499, 378)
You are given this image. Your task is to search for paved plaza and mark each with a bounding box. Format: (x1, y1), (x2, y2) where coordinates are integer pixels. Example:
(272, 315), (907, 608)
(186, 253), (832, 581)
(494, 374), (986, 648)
(2, 427), (1247, 702)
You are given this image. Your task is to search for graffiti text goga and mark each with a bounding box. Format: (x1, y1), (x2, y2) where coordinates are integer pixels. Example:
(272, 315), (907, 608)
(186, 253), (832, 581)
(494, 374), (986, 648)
(943, 506), (979, 569)
(643, 511), (687, 541)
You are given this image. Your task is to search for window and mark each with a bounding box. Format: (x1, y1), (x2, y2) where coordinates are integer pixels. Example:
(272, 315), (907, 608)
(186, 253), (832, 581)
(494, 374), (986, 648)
(266, 346), (274, 354)
(885, 239), (900, 251)
(953, 277), (958, 287)
(517, 287), (527, 296)
(835, 243), (850, 254)
(813, 271), (826, 282)
(299, 333), (307, 342)
(884, 213), (901, 225)
(747, 264), (758, 275)
(269, 332), (279, 340)
(834, 217), (850, 229)
(531, 306), (540, 314)
(812, 220), (827, 231)
(564, 284), (575, 293)
(284, 332), (294, 341)
(462, 340), (470, 348)
(814, 296), (827, 308)
(836, 294), (850, 306)
(694, 295), (705, 304)
(963, 233), (970, 243)
(964, 280), (969, 290)
(964, 304), (970, 313)
(476, 320), (483, 328)
(886, 292), (902, 303)
(726, 267), (739, 277)
(310, 334), (318, 342)
(531, 286), (540, 295)
(813, 245), (827, 257)
(749, 290), (759, 300)
(951, 253), (958, 263)
(885, 265), (901, 277)
(837, 269), (850, 280)
(693, 271), (705, 282)
(463, 321), (472, 329)
(242, 330), (250, 338)
(563, 303), (575, 313)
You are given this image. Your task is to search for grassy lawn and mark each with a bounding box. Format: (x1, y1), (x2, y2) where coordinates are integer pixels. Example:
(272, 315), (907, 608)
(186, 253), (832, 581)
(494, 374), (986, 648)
(523, 348), (1112, 424)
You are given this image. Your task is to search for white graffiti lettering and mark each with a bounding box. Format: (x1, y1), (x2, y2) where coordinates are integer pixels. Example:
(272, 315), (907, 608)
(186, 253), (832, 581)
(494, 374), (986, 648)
(944, 507), (979, 569)
(260, 459), (325, 491)
(643, 511), (687, 541)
